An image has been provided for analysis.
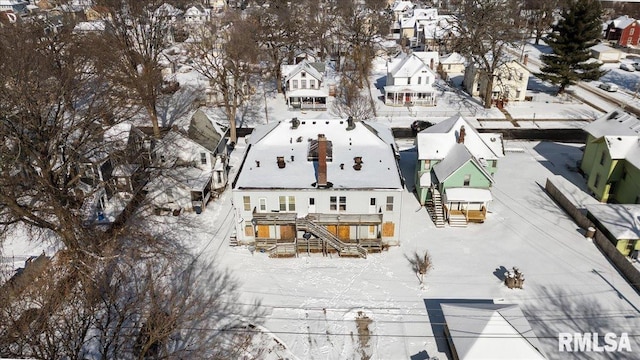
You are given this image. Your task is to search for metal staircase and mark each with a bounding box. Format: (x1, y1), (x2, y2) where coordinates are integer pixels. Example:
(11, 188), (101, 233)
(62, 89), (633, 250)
(296, 218), (368, 258)
(427, 187), (446, 228)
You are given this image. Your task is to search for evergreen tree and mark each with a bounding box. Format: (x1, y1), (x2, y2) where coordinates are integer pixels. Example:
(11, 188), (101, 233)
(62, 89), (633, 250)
(537, 0), (605, 94)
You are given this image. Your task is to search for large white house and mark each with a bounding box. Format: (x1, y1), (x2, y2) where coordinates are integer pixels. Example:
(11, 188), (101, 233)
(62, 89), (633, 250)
(232, 118), (404, 257)
(464, 59), (530, 104)
(384, 52), (439, 106)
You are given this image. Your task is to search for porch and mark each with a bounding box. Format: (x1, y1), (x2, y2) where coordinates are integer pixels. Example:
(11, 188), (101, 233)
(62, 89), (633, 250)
(442, 188), (492, 225)
(384, 86), (436, 106)
(287, 96), (327, 111)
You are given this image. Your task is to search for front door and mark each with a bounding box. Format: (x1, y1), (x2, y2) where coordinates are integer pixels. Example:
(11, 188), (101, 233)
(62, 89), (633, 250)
(308, 197), (316, 213)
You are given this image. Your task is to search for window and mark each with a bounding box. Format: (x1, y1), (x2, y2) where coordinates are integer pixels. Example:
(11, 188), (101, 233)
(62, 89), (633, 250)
(632, 28), (636, 36)
(301, 71), (306, 77)
(301, 80), (306, 89)
(259, 198), (267, 212)
(339, 196), (346, 211)
(424, 160), (430, 170)
(417, 77), (421, 85)
(519, 72), (524, 81)
(243, 196), (251, 211)
(279, 196), (287, 211)
(288, 196), (296, 211)
(636, 196), (640, 204)
(476, 83), (481, 92)
(309, 198), (315, 205)
(622, 167), (628, 181)
(292, 80), (298, 89)
(463, 174), (471, 186)
(330, 196), (337, 210)
(599, 151), (606, 165)
(370, 198), (376, 206)
(447, 64), (451, 70)
(386, 196), (394, 211)
(200, 152), (207, 165)
(407, 77), (411, 85)
(244, 221), (254, 236)
(310, 79), (315, 88)
(594, 173), (601, 188)
(516, 89), (521, 98)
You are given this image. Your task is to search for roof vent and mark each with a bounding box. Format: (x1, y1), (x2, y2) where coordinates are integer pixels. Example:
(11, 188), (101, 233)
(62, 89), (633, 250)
(277, 156), (285, 169)
(291, 117), (300, 129)
(297, 136), (303, 142)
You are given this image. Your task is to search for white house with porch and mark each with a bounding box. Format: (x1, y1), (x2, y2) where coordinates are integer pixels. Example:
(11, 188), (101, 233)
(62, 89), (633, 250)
(384, 51), (438, 106)
(145, 126), (227, 214)
(282, 60), (329, 111)
(232, 117), (404, 258)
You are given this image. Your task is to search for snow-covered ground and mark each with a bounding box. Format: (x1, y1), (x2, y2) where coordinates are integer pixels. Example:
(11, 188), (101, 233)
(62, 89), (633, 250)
(5, 42), (640, 359)
(174, 138), (640, 360)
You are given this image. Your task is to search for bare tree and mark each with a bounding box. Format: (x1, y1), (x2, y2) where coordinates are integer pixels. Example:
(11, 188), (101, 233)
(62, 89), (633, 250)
(451, 0), (523, 108)
(330, 78), (377, 121)
(189, 11), (259, 144)
(248, 0), (307, 94)
(406, 250), (433, 287)
(523, 0), (561, 45)
(94, 0), (171, 139)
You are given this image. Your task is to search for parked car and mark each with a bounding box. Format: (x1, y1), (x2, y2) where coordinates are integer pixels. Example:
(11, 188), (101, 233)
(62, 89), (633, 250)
(633, 63), (640, 71)
(620, 63), (635, 72)
(598, 82), (619, 92)
(411, 120), (435, 133)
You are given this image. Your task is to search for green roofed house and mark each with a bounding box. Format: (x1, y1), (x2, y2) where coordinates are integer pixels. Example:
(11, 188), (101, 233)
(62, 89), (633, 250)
(580, 109), (640, 204)
(415, 115), (504, 227)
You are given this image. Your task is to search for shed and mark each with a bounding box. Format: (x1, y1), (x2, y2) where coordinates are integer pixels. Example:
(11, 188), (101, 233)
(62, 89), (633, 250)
(585, 204), (640, 257)
(590, 44), (622, 63)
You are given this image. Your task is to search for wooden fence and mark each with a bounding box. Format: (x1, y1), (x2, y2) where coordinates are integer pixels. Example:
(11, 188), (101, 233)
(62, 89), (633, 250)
(545, 178), (640, 295)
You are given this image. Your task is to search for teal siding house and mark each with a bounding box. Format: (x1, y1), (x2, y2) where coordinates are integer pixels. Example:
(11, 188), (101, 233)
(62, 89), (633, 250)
(580, 109), (640, 204)
(415, 115), (503, 226)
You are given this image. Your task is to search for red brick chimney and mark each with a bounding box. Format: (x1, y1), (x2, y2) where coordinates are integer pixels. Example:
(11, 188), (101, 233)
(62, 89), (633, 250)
(317, 134), (327, 187)
(458, 125), (466, 144)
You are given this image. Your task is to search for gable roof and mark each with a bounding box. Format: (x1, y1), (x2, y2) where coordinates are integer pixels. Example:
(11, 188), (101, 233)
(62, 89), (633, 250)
(388, 52), (437, 79)
(188, 108), (228, 153)
(155, 129), (210, 167)
(282, 60), (324, 82)
(432, 143), (494, 184)
(440, 52), (465, 65)
(584, 109), (640, 169)
(611, 15), (637, 30)
(442, 303), (547, 360)
(416, 114), (503, 161)
(234, 119), (402, 190)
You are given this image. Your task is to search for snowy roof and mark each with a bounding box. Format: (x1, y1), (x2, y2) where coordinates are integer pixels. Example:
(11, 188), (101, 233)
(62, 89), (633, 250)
(432, 143), (494, 184)
(413, 8), (437, 21)
(583, 109), (640, 169)
(400, 16), (415, 29)
(285, 87), (329, 97)
(440, 52), (465, 65)
(103, 122), (133, 151)
(282, 60), (324, 82)
(442, 303), (547, 360)
(146, 167), (211, 192)
(416, 114), (503, 161)
(388, 52), (437, 79)
(188, 108), (228, 153)
(234, 119), (403, 190)
(590, 43), (621, 54)
(392, 1), (413, 12)
(154, 2), (183, 17)
(444, 187), (493, 203)
(586, 204), (640, 239)
(611, 15), (637, 30)
(155, 129), (210, 167)
(73, 20), (105, 32)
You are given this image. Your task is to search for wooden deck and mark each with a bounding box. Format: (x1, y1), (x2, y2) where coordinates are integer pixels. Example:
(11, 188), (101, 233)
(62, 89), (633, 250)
(449, 208), (486, 223)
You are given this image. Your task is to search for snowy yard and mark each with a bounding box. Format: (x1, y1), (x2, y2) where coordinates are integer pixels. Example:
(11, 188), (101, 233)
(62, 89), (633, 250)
(171, 138), (640, 360)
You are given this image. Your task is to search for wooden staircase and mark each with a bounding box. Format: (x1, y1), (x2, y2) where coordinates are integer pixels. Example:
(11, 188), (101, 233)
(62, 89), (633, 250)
(296, 218), (368, 258)
(448, 213), (468, 228)
(427, 187), (446, 228)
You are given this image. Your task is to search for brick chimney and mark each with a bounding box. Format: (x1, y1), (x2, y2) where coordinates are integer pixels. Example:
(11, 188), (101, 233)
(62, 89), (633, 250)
(317, 134), (327, 187)
(458, 125), (466, 144)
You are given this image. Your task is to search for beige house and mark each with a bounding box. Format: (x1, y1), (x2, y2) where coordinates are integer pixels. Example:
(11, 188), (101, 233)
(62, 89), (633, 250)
(464, 60), (529, 103)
